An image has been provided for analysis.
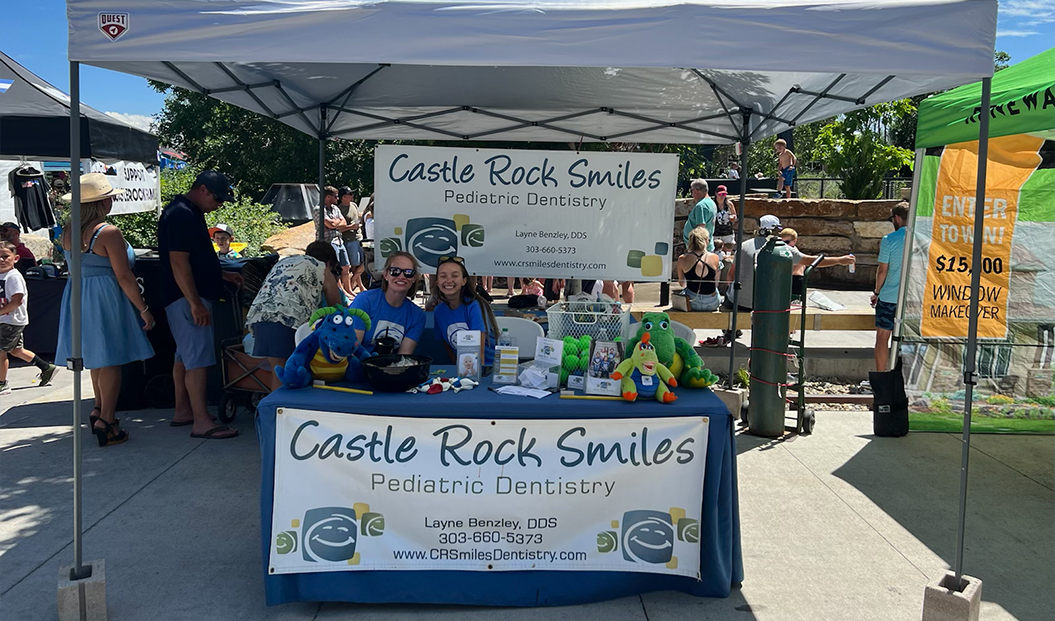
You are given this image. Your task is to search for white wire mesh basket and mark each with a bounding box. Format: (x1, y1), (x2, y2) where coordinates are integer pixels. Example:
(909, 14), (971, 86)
(546, 301), (630, 342)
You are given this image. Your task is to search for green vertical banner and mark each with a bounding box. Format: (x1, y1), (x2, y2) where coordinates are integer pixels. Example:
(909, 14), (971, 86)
(901, 138), (1055, 433)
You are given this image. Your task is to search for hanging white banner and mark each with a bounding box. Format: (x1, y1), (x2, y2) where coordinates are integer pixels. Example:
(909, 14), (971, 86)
(270, 410), (707, 577)
(374, 145), (679, 280)
(90, 160), (160, 214)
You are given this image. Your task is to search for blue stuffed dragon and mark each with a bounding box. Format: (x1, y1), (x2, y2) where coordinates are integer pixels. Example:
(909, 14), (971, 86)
(275, 306), (374, 389)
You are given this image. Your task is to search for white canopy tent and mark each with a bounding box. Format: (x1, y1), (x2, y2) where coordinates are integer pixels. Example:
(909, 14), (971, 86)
(62, 0), (999, 600)
(68, 0), (997, 144)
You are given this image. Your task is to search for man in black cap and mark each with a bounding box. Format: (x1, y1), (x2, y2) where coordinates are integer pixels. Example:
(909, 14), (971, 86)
(158, 170), (242, 440)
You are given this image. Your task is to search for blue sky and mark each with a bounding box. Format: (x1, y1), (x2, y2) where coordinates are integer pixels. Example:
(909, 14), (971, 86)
(3, 0), (1054, 134)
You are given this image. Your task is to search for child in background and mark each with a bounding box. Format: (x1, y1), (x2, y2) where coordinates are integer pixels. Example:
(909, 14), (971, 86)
(780, 228), (806, 298)
(774, 139), (797, 199)
(0, 242), (58, 393)
(521, 277), (544, 297)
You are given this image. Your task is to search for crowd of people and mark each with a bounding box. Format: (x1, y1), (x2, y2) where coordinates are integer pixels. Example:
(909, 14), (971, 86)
(6, 149), (908, 444)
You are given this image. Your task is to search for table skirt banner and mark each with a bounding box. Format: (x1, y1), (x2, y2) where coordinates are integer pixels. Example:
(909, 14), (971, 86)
(270, 410), (708, 578)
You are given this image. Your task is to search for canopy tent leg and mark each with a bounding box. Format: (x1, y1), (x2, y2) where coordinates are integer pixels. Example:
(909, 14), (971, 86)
(316, 109), (327, 242)
(727, 115), (750, 388)
(68, 60), (89, 582)
(890, 148), (926, 370)
(952, 75), (991, 590)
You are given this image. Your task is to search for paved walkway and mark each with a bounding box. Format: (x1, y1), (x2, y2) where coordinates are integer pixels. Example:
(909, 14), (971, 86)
(1, 365), (1051, 620)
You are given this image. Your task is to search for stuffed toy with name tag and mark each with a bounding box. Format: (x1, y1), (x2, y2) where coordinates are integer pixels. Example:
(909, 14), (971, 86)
(610, 332), (677, 403)
(275, 306), (374, 389)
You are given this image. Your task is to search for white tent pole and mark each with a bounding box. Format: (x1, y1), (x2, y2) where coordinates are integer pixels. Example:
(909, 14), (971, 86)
(316, 109), (327, 242)
(68, 60), (89, 581)
(727, 112), (750, 386)
(890, 148), (926, 370)
(953, 75), (991, 590)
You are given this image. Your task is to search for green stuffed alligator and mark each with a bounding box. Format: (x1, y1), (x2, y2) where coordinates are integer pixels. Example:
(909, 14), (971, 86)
(626, 312), (718, 389)
(611, 332), (677, 403)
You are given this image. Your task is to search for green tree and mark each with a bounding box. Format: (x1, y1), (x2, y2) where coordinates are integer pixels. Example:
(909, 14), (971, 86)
(816, 101), (915, 199)
(994, 50), (1011, 72)
(150, 82), (377, 201)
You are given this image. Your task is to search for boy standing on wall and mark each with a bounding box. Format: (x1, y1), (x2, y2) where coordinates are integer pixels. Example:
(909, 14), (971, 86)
(774, 139), (796, 199)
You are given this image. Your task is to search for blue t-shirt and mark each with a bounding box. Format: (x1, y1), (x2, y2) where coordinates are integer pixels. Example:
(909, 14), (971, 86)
(433, 299), (495, 366)
(349, 288), (426, 352)
(683, 197), (717, 252)
(877, 227), (906, 304)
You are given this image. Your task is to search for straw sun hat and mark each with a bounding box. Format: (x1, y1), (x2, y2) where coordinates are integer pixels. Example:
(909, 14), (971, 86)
(60, 173), (124, 203)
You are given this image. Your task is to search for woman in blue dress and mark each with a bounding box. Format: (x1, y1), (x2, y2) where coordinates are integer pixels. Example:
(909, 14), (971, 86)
(56, 174), (155, 447)
(429, 256), (498, 369)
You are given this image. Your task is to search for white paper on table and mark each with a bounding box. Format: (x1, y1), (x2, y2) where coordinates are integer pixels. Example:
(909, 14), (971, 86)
(494, 386), (553, 399)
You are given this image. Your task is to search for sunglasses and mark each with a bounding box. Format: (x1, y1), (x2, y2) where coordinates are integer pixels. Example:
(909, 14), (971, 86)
(439, 255), (464, 264)
(210, 191), (225, 203)
(387, 267), (417, 278)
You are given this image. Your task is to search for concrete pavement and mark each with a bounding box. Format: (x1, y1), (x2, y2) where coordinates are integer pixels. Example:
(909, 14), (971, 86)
(1, 364), (1051, 620)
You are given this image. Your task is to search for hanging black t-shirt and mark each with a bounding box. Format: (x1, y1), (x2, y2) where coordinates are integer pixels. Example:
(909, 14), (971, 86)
(8, 166), (56, 232)
(158, 195), (224, 308)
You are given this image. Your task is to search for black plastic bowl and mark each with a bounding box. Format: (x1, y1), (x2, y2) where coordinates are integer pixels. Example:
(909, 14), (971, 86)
(362, 355), (432, 392)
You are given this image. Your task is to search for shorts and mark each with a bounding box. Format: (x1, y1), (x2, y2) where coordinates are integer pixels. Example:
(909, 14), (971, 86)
(166, 298), (216, 370)
(875, 300), (897, 331)
(345, 241), (363, 267)
(332, 240), (351, 267)
(780, 167), (796, 187)
(686, 289), (722, 312)
(0, 324), (25, 352)
(716, 234), (736, 247)
(251, 321), (298, 360)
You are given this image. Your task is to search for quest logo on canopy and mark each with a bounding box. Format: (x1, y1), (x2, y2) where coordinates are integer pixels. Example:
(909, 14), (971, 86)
(98, 13), (130, 41)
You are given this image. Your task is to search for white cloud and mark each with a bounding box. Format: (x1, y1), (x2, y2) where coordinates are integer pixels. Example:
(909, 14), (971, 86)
(999, 0), (1055, 23)
(996, 28), (1040, 36)
(104, 112), (155, 134)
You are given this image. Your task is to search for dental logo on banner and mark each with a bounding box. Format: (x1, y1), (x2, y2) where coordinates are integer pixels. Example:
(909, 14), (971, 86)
(374, 145), (679, 281)
(89, 160), (160, 215)
(270, 410), (707, 577)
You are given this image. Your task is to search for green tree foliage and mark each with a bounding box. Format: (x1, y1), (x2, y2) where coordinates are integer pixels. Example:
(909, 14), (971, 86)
(204, 201), (287, 258)
(816, 101), (915, 199)
(994, 51), (1011, 72)
(108, 211), (159, 249)
(150, 82), (376, 201)
(108, 168), (287, 255)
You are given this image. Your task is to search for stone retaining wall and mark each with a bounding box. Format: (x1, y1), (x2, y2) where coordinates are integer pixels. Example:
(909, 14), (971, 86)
(673, 197), (903, 288)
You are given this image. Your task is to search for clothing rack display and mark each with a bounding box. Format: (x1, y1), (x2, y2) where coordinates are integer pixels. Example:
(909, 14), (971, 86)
(7, 163), (56, 232)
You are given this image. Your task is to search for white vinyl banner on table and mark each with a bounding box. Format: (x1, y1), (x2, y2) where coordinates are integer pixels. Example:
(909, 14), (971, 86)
(374, 146), (679, 280)
(89, 160), (160, 214)
(270, 410), (708, 577)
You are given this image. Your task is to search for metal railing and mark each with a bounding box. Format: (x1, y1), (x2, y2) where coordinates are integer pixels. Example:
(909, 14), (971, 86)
(794, 177), (911, 200)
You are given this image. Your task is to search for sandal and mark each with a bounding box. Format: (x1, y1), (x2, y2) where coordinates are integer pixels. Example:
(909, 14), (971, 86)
(701, 336), (728, 347)
(92, 418), (129, 447)
(191, 425), (239, 440)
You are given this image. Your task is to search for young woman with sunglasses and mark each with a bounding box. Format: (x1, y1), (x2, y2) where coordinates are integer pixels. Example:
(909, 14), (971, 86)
(349, 251), (425, 354)
(430, 256), (499, 369)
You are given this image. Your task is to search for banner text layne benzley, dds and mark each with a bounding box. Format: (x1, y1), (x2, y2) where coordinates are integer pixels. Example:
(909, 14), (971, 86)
(288, 421), (698, 498)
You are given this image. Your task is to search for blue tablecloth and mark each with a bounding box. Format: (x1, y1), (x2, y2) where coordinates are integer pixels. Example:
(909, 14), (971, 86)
(256, 375), (743, 607)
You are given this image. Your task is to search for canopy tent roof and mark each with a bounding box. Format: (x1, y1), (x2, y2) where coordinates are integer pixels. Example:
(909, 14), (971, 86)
(916, 47), (1055, 149)
(0, 51), (158, 163)
(67, 0), (998, 145)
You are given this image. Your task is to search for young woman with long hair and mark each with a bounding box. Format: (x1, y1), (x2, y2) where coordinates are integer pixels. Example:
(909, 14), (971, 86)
(349, 251), (425, 354)
(429, 256), (499, 368)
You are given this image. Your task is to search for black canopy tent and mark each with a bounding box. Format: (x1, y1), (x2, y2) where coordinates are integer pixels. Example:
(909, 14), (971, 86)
(0, 50), (158, 164)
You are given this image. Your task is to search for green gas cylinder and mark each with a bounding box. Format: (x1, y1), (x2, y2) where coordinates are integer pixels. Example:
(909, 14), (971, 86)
(748, 236), (794, 437)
